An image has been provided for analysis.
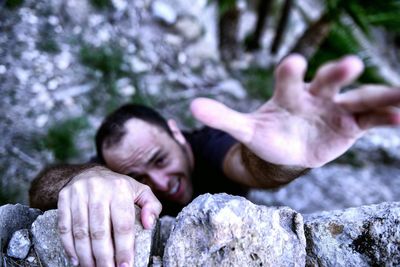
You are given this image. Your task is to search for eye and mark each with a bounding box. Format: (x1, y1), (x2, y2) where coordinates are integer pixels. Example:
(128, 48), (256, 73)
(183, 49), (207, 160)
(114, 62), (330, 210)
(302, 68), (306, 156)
(155, 156), (167, 167)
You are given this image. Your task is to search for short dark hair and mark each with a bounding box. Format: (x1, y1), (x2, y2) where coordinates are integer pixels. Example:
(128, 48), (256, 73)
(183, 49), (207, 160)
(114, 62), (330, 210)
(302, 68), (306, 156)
(95, 104), (172, 163)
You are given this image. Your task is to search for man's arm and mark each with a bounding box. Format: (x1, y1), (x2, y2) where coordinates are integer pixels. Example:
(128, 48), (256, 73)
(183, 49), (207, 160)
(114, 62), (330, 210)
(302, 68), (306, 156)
(190, 54), (400, 188)
(29, 163), (99, 210)
(222, 143), (310, 188)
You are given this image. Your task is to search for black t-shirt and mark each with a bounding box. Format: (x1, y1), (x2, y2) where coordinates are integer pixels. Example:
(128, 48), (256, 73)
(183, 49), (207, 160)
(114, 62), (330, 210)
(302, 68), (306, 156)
(160, 127), (248, 216)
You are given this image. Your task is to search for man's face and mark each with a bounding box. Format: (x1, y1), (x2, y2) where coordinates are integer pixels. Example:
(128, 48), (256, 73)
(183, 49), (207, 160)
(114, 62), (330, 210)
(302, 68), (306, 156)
(103, 118), (194, 205)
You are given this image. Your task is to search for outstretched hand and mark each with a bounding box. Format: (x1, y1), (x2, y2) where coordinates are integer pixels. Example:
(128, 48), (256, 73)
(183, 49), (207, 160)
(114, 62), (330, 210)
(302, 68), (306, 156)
(191, 54), (400, 168)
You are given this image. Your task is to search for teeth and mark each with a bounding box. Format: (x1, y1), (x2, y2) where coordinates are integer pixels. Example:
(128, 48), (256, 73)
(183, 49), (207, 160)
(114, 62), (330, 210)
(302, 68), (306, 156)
(168, 178), (180, 195)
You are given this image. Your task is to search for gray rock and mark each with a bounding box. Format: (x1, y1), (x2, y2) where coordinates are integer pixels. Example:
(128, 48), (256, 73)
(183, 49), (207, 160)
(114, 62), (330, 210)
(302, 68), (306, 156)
(150, 256), (163, 267)
(31, 210), (73, 267)
(151, 0), (178, 25)
(153, 215), (176, 258)
(133, 207), (157, 267)
(305, 201), (400, 266)
(7, 229), (31, 259)
(31, 208), (156, 267)
(0, 204), (42, 252)
(175, 16), (203, 41)
(247, 163), (400, 214)
(163, 193), (306, 267)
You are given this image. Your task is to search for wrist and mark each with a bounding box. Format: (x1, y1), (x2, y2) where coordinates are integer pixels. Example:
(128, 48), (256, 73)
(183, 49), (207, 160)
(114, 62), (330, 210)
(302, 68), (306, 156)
(240, 144), (310, 188)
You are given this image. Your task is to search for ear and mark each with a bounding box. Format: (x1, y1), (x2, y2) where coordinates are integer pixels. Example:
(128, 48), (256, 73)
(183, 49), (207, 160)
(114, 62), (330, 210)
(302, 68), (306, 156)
(167, 119), (186, 145)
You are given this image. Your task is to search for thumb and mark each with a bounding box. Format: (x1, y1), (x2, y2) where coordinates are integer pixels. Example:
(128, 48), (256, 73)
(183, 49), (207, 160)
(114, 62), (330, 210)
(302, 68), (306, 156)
(190, 98), (253, 143)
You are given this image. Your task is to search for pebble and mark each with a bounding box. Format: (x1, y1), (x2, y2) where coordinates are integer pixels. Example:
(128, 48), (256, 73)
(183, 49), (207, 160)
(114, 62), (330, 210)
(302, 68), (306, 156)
(7, 229), (31, 260)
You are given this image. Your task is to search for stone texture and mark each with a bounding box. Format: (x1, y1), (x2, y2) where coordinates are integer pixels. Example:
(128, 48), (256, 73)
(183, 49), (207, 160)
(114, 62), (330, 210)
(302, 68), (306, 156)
(151, 0), (178, 25)
(163, 193), (306, 267)
(305, 201), (400, 266)
(152, 215), (175, 258)
(31, 208), (156, 267)
(134, 207), (157, 267)
(7, 229), (31, 259)
(31, 210), (73, 267)
(0, 204), (42, 252)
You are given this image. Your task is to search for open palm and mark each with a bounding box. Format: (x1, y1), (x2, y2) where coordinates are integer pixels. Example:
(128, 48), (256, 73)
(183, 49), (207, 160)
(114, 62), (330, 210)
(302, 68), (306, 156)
(191, 55), (400, 168)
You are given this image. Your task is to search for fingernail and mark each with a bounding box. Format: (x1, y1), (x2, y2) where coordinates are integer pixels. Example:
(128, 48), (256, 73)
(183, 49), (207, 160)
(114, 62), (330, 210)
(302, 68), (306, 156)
(70, 257), (79, 266)
(148, 214), (155, 228)
(120, 262), (129, 267)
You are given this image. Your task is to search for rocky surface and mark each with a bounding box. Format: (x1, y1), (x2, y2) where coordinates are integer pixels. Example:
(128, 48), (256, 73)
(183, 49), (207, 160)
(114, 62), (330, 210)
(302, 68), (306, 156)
(304, 201), (400, 266)
(31, 210), (74, 267)
(2, 197), (400, 266)
(30, 208), (156, 267)
(6, 229), (31, 259)
(163, 193), (306, 266)
(0, 204), (42, 252)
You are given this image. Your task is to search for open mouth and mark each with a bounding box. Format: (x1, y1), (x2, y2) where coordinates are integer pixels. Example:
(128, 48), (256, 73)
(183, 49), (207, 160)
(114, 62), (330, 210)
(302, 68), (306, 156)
(168, 177), (181, 196)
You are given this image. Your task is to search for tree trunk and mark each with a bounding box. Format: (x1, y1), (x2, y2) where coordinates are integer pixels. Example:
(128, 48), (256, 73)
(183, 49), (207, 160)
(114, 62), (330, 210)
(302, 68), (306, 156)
(270, 0), (293, 55)
(290, 13), (333, 59)
(246, 0), (274, 51)
(218, 4), (241, 62)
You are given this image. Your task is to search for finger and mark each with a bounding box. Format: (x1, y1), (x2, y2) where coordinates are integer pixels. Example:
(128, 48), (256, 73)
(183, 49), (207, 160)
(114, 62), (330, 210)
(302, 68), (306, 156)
(356, 107), (400, 130)
(190, 97), (253, 143)
(70, 188), (94, 267)
(335, 85), (400, 113)
(274, 54), (307, 100)
(309, 55), (364, 99)
(111, 189), (136, 267)
(57, 190), (79, 266)
(88, 196), (114, 267)
(134, 183), (162, 229)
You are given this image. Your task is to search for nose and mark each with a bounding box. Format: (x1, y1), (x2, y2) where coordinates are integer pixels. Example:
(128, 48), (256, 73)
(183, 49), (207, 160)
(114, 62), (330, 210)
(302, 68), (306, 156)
(147, 170), (169, 192)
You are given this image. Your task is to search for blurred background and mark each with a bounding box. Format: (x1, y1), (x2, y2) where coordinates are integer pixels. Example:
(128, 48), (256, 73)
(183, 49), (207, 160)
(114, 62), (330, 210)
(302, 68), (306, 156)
(1, 0), (400, 213)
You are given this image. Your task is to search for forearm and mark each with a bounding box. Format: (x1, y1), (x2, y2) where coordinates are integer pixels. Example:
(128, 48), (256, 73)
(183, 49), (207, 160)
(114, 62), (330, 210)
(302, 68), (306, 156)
(29, 163), (101, 210)
(240, 144), (310, 188)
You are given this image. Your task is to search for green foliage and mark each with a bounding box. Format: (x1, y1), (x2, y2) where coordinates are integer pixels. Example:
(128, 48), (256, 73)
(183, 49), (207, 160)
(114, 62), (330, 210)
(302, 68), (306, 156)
(37, 38), (60, 54)
(90, 0), (112, 9)
(80, 44), (125, 80)
(0, 185), (21, 205)
(4, 0), (24, 9)
(308, 19), (388, 85)
(333, 150), (364, 168)
(208, 0), (237, 15)
(307, 23), (360, 80)
(44, 117), (89, 162)
(240, 67), (274, 100)
(37, 23), (61, 54)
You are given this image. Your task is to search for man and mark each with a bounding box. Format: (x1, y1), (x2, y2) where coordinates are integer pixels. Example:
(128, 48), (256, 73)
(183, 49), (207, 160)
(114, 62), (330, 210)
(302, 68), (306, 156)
(29, 54), (400, 267)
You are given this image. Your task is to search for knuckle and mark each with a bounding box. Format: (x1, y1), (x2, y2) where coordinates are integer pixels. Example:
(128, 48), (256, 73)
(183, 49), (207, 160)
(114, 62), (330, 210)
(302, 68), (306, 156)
(90, 229), (107, 240)
(155, 202), (163, 213)
(73, 228), (89, 240)
(113, 177), (129, 188)
(114, 223), (133, 235)
(141, 184), (152, 193)
(88, 177), (100, 191)
(58, 223), (70, 235)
